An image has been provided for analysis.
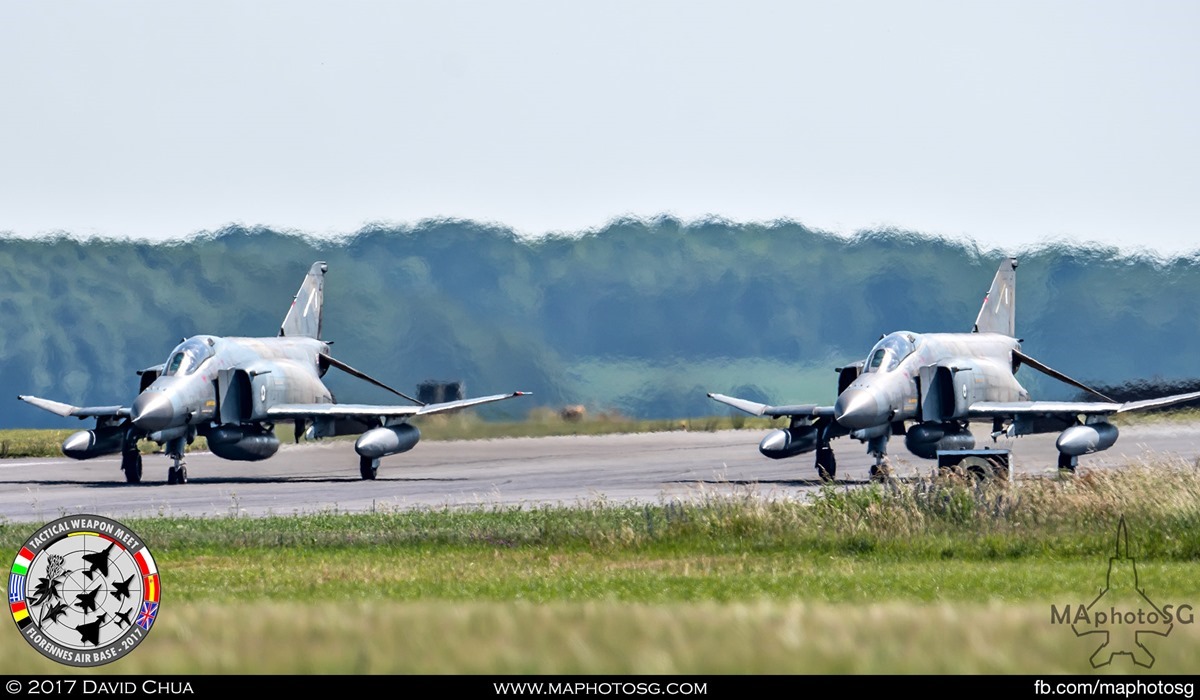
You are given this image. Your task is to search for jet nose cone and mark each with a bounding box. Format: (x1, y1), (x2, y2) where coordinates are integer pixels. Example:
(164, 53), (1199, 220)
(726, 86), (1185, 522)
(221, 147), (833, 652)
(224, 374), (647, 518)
(131, 393), (175, 432)
(834, 388), (887, 430)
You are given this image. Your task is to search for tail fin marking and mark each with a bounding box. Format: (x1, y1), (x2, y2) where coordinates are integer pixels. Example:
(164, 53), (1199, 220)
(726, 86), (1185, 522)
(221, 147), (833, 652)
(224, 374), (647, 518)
(973, 257), (1017, 336)
(279, 261), (327, 339)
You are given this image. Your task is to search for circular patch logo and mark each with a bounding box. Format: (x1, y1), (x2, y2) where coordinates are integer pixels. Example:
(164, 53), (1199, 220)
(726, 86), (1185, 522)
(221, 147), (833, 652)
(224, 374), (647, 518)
(8, 515), (160, 666)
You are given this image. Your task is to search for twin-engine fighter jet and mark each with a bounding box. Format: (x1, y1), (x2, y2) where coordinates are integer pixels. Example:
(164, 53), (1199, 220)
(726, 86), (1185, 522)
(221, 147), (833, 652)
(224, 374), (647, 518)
(19, 262), (529, 484)
(709, 258), (1200, 480)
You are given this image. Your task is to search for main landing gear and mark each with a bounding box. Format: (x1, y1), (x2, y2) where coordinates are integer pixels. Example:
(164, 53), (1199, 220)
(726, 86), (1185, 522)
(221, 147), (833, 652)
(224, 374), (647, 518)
(815, 444), (836, 482)
(121, 448), (143, 484)
(1057, 451), (1077, 474)
(360, 456), (379, 480)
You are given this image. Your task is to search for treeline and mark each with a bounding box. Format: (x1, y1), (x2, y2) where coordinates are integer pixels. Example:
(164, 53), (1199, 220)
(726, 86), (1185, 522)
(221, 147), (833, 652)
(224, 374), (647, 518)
(2, 219), (1199, 428)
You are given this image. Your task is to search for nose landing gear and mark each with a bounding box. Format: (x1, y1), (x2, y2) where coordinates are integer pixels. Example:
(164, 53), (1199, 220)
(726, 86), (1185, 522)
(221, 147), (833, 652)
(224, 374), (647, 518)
(164, 435), (188, 484)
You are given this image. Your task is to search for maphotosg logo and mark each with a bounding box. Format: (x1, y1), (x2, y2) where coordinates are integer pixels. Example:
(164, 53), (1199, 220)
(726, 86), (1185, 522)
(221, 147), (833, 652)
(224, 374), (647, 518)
(1050, 516), (1193, 669)
(7, 515), (160, 666)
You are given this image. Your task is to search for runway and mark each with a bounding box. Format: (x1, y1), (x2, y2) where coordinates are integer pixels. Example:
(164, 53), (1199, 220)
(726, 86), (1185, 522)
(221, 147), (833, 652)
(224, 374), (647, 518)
(1, 422), (1198, 523)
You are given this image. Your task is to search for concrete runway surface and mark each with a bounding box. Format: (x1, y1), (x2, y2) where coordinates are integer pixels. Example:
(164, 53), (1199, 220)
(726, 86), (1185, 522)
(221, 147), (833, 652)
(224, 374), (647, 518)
(1, 422), (1199, 523)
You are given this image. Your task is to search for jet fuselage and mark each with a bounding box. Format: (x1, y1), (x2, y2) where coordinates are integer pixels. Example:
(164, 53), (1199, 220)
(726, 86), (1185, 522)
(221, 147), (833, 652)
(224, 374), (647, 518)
(834, 331), (1029, 432)
(130, 335), (333, 437)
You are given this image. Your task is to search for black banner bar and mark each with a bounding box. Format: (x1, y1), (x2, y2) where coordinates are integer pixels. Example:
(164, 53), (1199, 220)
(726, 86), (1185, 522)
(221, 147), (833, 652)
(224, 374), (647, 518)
(2, 675), (1198, 699)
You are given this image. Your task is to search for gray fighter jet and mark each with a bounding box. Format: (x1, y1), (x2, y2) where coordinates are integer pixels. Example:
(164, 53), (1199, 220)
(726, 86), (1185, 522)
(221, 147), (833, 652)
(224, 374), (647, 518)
(709, 258), (1200, 480)
(19, 262), (529, 484)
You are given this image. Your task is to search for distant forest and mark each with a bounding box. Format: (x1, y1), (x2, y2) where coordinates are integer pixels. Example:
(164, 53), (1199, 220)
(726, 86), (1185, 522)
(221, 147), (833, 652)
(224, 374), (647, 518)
(3, 219), (1200, 428)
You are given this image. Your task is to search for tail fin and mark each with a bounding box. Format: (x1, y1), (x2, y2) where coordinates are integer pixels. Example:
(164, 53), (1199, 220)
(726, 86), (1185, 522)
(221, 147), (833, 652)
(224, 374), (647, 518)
(279, 262), (327, 339)
(973, 257), (1017, 336)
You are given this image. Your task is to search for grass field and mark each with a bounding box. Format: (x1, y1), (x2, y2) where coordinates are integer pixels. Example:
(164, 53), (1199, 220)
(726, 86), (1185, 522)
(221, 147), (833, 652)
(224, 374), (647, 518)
(9, 601), (1200, 675)
(1, 463), (1198, 674)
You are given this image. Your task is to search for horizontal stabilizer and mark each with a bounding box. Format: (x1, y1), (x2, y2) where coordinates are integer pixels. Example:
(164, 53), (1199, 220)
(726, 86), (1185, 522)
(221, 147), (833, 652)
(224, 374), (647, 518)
(1013, 350), (1115, 402)
(320, 353), (424, 406)
(17, 395), (129, 419)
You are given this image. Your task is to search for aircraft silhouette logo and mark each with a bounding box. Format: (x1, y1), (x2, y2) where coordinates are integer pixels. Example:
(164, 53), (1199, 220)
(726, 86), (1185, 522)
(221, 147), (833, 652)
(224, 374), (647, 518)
(1064, 517), (1177, 668)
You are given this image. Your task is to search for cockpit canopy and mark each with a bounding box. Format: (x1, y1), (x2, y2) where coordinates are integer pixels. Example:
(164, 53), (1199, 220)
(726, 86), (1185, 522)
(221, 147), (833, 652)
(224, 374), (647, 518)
(163, 337), (215, 377)
(864, 332), (918, 373)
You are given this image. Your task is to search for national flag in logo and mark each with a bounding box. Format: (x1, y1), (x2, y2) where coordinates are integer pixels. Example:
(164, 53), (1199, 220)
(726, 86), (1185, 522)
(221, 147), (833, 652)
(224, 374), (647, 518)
(10, 601), (30, 630)
(11, 548), (33, 576)
(8, 573), (25, 603)
(136, 601), (158, 631)
(143, 574), (159, 604)
(134, 547), (157, 577)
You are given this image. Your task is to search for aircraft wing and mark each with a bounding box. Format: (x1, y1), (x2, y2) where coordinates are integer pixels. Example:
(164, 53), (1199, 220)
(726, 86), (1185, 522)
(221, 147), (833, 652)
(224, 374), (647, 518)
(17, 395), (130, 419)
(265, 391), (530, 420)
(707, 393), (835, 418)
(411, 391), (531, 416)
(968, 390), (1200, 418)
(266, 403), (421, 420)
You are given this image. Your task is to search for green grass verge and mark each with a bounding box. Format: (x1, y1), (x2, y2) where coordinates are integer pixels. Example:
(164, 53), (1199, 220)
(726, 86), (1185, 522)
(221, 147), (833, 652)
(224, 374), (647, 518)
(6, 601), (1199, 674)
(1, 463), (1198, 673)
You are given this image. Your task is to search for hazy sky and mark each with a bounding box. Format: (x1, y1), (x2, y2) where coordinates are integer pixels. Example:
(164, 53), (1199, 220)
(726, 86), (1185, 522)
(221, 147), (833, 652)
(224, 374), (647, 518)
(2, 2), (1198, 256)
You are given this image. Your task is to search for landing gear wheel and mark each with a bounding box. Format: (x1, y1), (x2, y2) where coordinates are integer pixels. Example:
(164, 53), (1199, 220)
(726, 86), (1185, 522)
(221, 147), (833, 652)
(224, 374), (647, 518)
(167, 463), (188, 485)
(938, 464), (967, 481)
(1057, 452), (1077, 474)
(986, 455), (1010, 483)
(960, 455), (994, 481)
(121, 452), (142, 484)
(815, 445), (836, 482)
(870, 457), (892, 481)
(360, 456), (379, 480)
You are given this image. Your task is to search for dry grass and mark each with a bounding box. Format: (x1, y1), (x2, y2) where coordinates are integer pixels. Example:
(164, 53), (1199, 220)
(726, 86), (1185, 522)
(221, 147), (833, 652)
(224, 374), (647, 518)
(2, 600), (1196, 674)
(3, 459), (1199, 675)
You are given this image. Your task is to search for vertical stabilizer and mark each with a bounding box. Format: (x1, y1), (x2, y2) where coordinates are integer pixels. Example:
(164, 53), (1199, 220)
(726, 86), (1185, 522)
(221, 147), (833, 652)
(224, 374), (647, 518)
(973, 257), (1017, 336)
(279, 262), (327, 339)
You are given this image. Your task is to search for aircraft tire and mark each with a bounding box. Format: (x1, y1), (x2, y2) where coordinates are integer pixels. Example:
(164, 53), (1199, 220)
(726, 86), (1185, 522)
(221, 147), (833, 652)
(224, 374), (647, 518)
(986, 454), (1010, 482)
(167, 465), (188, 485)
(122, 452), (142, 484)
(815, 446), (836, 482)
(956, 455), (1001, 482)
(360, 456), (379, 480)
